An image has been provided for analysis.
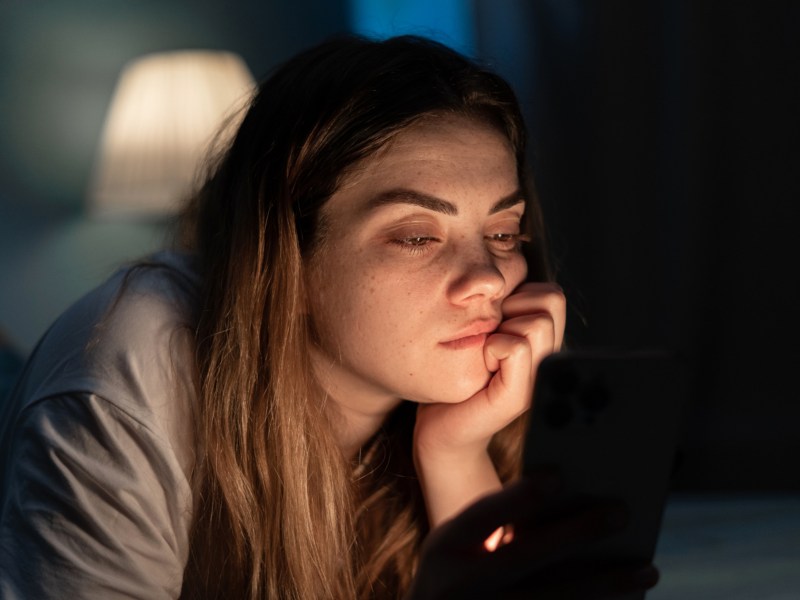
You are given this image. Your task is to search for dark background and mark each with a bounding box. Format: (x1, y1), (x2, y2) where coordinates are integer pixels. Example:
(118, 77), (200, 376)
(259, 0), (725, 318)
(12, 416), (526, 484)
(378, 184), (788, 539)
(1, 1), (798, 490)
(479, 0), (800, 490)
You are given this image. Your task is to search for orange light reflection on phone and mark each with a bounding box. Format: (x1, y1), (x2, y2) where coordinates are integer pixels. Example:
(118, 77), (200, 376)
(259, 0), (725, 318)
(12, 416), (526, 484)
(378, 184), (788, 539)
(483, 525), (515, 552)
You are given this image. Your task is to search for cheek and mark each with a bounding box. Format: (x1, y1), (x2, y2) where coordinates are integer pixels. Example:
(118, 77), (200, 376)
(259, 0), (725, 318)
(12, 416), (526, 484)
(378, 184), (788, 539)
(309, 255), (407, 346)
(504, 255), (529, 290)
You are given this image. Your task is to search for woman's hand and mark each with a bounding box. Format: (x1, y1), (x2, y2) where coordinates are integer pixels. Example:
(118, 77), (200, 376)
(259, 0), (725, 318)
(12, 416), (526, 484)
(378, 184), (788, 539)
(413, 282), (566, 526)
(415, 282), (565, 458)
(405, 477), (660, 600)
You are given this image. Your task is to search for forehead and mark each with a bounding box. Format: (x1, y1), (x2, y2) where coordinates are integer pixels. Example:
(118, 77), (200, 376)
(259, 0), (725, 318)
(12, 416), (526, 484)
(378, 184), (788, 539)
(328, 115), (520, 214)
(354, 115), (513, 179)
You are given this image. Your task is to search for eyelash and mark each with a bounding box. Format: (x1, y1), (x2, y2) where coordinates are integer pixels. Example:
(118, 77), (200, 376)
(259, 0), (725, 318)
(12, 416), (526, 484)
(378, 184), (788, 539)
(390, 233), (531, 256)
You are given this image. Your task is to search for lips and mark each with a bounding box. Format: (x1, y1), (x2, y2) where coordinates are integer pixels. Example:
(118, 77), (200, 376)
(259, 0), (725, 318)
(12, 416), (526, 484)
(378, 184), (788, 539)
(440, 320), (499, 349)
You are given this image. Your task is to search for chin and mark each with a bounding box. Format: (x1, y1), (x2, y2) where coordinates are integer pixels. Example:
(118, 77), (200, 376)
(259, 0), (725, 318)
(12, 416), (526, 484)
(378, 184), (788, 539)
(421, 370), (492, 404)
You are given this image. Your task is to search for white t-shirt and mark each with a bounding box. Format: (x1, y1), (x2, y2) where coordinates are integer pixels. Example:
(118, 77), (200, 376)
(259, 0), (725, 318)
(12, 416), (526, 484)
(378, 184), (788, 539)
(0, 252), (200, 599)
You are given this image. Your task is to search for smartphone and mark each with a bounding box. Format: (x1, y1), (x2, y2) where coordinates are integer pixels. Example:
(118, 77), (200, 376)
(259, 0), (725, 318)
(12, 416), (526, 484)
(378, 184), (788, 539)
(522, 350), (687, 597)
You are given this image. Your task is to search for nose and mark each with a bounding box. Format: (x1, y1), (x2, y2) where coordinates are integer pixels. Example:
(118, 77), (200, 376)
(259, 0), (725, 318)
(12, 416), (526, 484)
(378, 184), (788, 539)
(446, 246), (506, 305)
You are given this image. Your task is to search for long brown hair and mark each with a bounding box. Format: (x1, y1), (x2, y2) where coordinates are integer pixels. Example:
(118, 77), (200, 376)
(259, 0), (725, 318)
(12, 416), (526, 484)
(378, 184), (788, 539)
(177, 35), (551, 599)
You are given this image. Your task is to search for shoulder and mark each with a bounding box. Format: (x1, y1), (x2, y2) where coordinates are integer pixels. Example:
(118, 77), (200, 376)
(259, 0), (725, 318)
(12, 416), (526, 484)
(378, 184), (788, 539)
(0, 392), (192, 599)
(0, 254), (201, 596)
(84, 251), (200, 401)
(4, 251), (201, 470)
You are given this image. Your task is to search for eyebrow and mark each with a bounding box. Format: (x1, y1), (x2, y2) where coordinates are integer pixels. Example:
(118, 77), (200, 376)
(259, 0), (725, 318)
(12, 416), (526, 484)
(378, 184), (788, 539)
(366, 188), (525, 216)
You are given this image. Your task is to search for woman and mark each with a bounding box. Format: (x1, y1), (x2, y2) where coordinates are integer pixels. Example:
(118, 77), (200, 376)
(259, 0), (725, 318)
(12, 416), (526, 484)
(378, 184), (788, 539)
(0, 36), (657, 599)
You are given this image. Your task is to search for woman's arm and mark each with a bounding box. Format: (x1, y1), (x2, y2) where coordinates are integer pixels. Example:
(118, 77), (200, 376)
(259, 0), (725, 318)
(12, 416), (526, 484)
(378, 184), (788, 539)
(409, 284), (662, 599)
(413, 282), (566, 528)
(0, 393), (192, 599)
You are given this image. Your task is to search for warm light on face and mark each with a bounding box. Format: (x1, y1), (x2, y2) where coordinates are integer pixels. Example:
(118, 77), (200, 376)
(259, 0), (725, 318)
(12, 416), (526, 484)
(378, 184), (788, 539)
(306, 116), (528, 416)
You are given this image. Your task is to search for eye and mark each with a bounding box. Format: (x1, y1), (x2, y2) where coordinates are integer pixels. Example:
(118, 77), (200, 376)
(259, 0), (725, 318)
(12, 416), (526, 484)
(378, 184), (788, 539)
(401, 236), (434, 246)
(486, 232), (531, 252)
(389, 235), (441, 255)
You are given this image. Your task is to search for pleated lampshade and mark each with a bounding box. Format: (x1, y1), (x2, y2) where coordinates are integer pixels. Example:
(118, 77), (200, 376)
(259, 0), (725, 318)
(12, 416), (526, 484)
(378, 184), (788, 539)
(89, 50), (255, 219)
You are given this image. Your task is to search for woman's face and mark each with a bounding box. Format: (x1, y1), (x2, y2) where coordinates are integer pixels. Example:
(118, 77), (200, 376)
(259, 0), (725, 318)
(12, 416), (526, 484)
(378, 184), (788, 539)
(306, 115), (528, 411)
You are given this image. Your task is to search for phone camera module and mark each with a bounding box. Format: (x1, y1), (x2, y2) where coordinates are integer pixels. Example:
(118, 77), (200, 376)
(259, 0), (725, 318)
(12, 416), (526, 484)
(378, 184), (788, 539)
(543, 398), (573, 429)
(577, 379), (611, 424)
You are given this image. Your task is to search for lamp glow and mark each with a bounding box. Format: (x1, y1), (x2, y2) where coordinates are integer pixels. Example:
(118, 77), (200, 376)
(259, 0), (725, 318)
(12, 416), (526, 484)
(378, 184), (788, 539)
(89, 50), (255, 218)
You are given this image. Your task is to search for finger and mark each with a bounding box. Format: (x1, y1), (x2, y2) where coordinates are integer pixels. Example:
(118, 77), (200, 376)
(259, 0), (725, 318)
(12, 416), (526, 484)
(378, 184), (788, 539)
(502, 282), (566, 350)
(410, 489), (531, 598)
(498, 312), (558, 365)
(478, 500), (631, 579)
(414, 333), (532, 444)
(482, 332), (534, 416)
(418, 484), (637, 598)
(446, 481), (618, 555)
(497, 315), (556, 404)
(435, 478), (542, 547)
(436, 500), (635, 598)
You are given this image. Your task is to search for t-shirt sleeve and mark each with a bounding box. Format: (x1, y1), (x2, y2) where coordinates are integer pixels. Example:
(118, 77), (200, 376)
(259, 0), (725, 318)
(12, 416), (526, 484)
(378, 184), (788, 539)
(0, 392), (193, 600)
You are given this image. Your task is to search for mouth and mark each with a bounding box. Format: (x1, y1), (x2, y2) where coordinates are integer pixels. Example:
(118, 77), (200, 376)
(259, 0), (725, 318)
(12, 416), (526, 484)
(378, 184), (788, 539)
(439, 332), (490, 350)
(440, 320), (499, 350)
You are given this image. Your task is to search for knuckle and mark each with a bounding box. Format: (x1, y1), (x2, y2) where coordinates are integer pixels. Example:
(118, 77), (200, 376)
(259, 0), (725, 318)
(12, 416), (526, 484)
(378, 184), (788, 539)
(498, 331), (529, 351)
(527, 312), (556, 334)
(499, 314), (554, 341)
(511, 337), (533, 359)
(503, 283), (566, 315)
(492, 333), (532, 362)
(539, 288), (566, 310)
(529, 330), (554, 351)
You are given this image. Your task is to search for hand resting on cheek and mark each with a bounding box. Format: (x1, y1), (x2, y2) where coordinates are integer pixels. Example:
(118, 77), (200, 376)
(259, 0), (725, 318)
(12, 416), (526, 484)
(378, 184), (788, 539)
(412, 282), (567, 531)
(413, 281), (566, 460)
